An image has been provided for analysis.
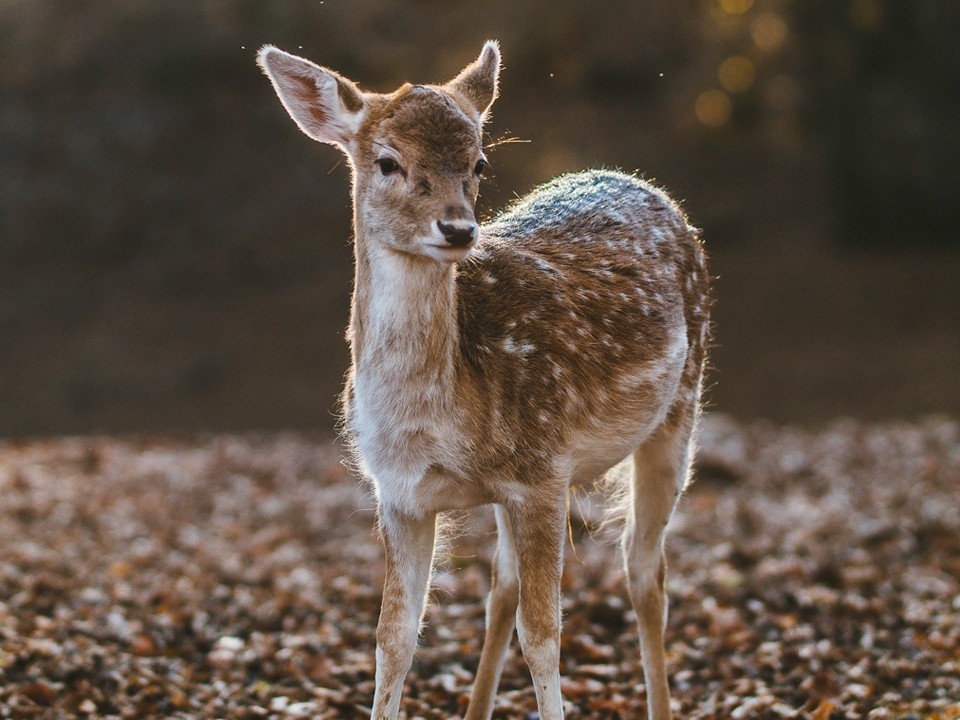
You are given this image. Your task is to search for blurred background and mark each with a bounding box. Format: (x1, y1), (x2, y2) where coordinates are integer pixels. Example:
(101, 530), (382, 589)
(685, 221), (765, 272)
(1, 0), (958, 438)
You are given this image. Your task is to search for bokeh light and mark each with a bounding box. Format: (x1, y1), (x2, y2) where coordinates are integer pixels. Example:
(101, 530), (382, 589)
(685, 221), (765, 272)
(718, 0), (755, 15)
(718, 55), (756, 93)
(751, 12), (789, 52)
(695, 89), (732, 127)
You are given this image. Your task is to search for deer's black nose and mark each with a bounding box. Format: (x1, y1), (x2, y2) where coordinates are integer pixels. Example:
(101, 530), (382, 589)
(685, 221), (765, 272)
(437, 220), (477, 248)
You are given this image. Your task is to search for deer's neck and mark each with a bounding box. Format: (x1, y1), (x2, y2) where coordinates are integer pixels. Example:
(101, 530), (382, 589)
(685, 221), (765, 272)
(349, 231), (460, 413)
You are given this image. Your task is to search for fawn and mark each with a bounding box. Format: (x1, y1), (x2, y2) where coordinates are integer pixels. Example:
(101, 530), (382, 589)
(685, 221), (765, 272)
(258, 40), (710, 720)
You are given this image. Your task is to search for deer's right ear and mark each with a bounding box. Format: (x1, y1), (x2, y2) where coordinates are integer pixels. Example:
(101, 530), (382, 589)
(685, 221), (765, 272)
(446, 40), (501, 121)
(257, 45), (366, 149)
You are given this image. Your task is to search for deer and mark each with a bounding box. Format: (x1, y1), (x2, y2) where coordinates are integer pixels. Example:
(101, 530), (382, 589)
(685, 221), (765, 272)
(258, 39), (710, 720)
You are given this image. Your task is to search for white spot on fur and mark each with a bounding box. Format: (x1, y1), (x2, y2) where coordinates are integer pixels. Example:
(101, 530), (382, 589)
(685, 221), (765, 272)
(503, 336), (535, 358)
(533, 257), (561, 276)
(563, 384), (588, 414)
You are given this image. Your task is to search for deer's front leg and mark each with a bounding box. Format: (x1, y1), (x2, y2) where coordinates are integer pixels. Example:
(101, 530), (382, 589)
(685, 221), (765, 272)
(508, 490), (568, 720)
(371, 506), (437, 720)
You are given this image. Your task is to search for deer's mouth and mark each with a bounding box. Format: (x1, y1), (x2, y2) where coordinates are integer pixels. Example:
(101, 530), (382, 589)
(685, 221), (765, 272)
(422, 241), (475, 263)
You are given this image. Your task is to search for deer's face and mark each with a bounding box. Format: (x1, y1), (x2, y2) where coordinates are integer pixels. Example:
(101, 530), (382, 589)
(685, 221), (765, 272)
(354, 87), (486, 263)
(258, 41), (500, 264)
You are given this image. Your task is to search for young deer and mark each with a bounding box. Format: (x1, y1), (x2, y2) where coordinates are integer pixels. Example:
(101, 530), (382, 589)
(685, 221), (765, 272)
(258, 41), (710, 720)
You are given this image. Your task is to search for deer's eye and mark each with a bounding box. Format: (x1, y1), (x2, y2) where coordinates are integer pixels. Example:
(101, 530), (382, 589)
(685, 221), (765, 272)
(376, 158), (401, 176)
(474, 158), (487, 176)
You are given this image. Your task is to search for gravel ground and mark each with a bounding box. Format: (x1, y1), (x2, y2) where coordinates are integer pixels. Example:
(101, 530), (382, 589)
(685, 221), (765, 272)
(0, 415), (958, 719)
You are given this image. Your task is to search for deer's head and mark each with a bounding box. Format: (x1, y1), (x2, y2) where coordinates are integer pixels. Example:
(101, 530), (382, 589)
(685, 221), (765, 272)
(259, 42), (500, 264)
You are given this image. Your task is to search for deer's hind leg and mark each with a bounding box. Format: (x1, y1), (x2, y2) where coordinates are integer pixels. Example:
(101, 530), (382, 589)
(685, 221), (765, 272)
(465, 505), (519, 720)
(621, 405), (699, 720)
(509, 484), (568, 720)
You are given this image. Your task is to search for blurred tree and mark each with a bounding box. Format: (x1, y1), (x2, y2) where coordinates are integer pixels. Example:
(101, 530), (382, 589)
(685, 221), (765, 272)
(791, 0), (960, 246)
(1, 0), (957, 435)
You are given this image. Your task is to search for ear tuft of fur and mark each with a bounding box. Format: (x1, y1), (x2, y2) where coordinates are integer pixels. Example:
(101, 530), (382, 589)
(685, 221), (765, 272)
(479, 39), (501, 72)
(255, 44), (279, 75)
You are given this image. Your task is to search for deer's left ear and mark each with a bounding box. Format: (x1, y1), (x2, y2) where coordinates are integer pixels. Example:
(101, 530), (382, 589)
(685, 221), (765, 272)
(258, 45), (366, 150)
(446, 40), (501, 120)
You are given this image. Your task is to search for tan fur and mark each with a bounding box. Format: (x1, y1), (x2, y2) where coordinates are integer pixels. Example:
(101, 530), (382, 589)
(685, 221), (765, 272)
(258, 40), (711, 720)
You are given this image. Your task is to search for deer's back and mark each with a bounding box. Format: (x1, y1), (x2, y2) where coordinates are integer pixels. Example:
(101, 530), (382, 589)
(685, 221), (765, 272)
(457, 170), (710, 478)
